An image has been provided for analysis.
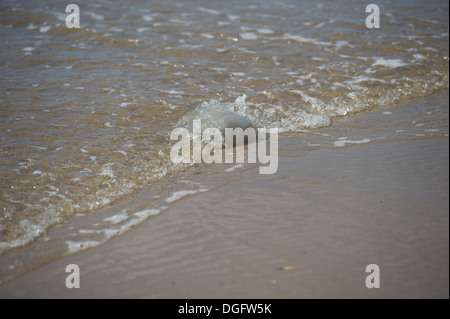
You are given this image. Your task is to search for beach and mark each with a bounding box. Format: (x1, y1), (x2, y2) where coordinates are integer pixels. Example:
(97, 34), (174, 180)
(1, 104), (448, 298)
(0, 0), (448, 298)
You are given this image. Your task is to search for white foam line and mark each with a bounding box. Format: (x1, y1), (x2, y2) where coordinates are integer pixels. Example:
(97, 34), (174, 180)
(201, 33), (214, 39)
(333, 138), (371, 147)
(133, 208), (161, 219)
(120, 102), (134, 107)
(283, 33), (316, 43)
(179, 180), (201, 184)
(165, 190), (199, 203)
(197, 7), (220, 15)
(39, 26), (51, 33)
(225, 164), (244, 172)
(111, 209), (162, 236)
(257, 28), (274, 34)
(158, 89), (185, 95)
(104, 213), (129, 224)
(66, 240), (101, 254)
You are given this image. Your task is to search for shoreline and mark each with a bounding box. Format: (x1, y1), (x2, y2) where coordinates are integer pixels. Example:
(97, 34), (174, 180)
(0, 137), (448, 298)
(0, 0), (448, 299)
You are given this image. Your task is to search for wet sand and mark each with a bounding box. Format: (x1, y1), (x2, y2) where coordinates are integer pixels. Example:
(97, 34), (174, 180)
(0, 136), (448, 299)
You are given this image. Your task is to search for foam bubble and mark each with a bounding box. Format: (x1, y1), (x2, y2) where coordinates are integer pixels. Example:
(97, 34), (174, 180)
(227, 14), (240, 21)
(39, 26), (51, 33)
(372, 57), (408, 68)
(26, 23), (38, 30)
(120, 102), (134, 107)
(100, 164), (114, 178)
(257, 28), (274, 34)
(240, 32), (258, 40)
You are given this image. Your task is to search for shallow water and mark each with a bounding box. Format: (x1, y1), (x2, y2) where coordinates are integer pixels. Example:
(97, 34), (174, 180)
(0, 0), (448, 283)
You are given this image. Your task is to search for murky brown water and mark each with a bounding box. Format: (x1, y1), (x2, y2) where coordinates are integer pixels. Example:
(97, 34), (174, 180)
(0, 0), (448, 283)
